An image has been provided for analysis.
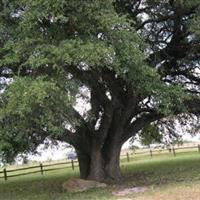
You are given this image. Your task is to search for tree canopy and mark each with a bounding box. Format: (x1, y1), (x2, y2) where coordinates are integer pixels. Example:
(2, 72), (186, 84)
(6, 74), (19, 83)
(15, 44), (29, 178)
(0, 0), (199, 181)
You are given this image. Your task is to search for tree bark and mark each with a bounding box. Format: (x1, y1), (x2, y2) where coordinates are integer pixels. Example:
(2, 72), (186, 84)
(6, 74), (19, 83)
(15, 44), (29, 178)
(76, 130), (125, 182)
(87, 139), (106, 181)
(76, 140), (106, 182)
(105, 146), (122, 180)
(77, 144), (122, 182)
(77, 150), (90, 179)
(103, 139), (123, 180)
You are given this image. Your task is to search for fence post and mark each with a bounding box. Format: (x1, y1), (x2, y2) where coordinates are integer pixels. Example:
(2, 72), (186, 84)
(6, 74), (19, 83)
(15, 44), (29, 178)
(40, 163), (43, 175)
(3, 168), (7, 181)
(173, 148), (176, 156)
(71, 160), (74, 170)
(198, 145), (200, 153)
(126, 152), (130, 162)
(150, 150), (153, 158)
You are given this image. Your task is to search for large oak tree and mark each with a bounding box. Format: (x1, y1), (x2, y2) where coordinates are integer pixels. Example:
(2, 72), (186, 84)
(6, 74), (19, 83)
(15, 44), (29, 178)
(0, 0), (200, 181)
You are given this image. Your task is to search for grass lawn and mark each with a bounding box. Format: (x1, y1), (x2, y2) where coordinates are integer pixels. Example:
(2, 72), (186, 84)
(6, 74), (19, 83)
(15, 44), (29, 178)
(0, 151), (200, 200)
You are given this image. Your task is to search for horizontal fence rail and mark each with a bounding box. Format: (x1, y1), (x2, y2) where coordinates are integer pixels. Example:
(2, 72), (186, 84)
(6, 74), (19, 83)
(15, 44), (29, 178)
(0, 160), (78, 181)
(121, 144), (200, 163)
(0, 145), (200, 181)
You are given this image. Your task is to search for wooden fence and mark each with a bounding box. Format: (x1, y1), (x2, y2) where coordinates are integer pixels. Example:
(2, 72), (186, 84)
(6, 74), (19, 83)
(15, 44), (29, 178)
(0, 145), (200, 181)
(121, 144), (200, 162)
(0, 160), (78, 181)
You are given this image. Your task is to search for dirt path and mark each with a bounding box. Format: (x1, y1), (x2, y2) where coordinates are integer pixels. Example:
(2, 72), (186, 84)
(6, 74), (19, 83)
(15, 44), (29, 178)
(116, 183), (200, 200)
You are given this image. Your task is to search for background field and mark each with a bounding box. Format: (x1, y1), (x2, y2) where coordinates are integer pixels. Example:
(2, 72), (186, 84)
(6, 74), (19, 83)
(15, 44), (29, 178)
(1, 149), (200, 200)
(1, 144), (199, 181)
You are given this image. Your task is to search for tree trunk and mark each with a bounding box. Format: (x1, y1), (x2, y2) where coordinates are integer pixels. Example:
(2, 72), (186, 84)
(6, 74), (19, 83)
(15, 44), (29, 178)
(76, 141), (106, 182)
(76, 133), (124, 182)
(105, 147), (122, 180)
(87, 140), (106, 181)
(103, 140), (123, 180)
(77, 150), (90, 179)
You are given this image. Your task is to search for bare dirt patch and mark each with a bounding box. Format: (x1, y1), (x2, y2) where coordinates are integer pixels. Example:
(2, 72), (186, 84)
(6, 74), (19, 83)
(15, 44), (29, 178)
(133, 183), (200, 200)
(112, 186), (148, 197)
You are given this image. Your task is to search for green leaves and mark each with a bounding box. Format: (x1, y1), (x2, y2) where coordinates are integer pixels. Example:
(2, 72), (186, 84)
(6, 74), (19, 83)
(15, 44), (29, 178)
(153, 85), (187, 115)
(1, 76), (73, 123)
(24, 40), (116, 69)
(177, 0), (200, 8)
(0, 76), (76, 162)
(140, 124), (163, 146)
(0, 0), (198, 163)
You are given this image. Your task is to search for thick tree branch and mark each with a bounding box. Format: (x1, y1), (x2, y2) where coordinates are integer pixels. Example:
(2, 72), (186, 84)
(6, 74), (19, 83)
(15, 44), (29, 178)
(96, 102), (113, 144)
(54, 129), (77, 145)
(63, 65), (110, 106)
(123, 112), (164, 143)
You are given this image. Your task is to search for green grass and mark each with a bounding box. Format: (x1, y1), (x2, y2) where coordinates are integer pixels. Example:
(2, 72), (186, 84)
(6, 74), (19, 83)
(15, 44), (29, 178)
(122, 152), (200, 185)
(1, 152), (200, 200)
